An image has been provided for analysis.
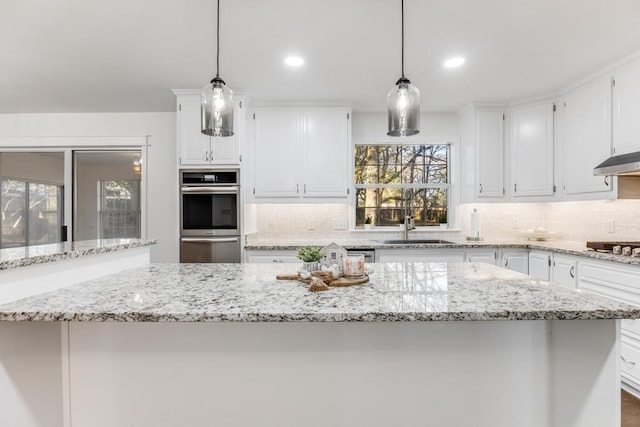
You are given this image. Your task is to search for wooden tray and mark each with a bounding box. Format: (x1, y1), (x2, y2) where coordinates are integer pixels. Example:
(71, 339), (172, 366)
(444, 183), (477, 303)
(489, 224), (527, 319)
(276, 271), (369, 287)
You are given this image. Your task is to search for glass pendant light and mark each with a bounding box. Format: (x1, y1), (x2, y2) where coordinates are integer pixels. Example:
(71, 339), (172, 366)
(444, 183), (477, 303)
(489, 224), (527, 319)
(387, 0), (420, 137)
(201, 0), (234, 137)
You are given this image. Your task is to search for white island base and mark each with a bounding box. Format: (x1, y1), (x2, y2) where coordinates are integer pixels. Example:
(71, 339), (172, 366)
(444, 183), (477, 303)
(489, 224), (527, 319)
(1, 319), (620, 427)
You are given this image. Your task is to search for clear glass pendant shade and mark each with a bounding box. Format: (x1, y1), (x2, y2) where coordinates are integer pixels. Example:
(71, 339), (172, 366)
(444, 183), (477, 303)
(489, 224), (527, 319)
(387, 78), (420, 136)
(201, 77), (234, 137)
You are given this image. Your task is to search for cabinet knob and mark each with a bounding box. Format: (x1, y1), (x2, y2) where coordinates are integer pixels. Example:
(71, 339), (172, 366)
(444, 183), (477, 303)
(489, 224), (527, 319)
(604, 176), (610, 187)
(569, 266), (575, 278)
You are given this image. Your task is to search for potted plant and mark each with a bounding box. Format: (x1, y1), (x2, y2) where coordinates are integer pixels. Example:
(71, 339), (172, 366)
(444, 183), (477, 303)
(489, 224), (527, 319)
(364, 215), (372, 229)
(297, 246), (324, 271)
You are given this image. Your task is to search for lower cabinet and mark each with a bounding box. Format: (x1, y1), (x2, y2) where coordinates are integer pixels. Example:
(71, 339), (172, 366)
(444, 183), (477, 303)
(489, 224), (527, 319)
(528, 251), (551, 280)
(245, 250), (299, 264)
(528, 251), (579, 289)
(498, 249), (529, 274)
(550, 254), (578, 289)
(464, 249), (498, 264)
(376, 249), (464, 263)
(579, 259), (640, 395)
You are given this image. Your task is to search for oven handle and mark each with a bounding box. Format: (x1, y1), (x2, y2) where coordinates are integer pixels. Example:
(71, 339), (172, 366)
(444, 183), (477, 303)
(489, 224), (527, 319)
(181, 237), (240, 243)
(181, 186), (239, 193)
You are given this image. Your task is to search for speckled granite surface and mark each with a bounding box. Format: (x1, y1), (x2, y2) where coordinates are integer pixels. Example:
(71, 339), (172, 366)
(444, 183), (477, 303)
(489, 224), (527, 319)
(1, 262), (638, 322)
(0, 239), (157, 271)
(245, 238), (640, 266)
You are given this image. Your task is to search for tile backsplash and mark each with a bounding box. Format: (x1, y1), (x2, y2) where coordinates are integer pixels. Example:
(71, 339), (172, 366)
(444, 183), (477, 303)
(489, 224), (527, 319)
(458, 200), (640, 242)
(249, 200), (640, 242)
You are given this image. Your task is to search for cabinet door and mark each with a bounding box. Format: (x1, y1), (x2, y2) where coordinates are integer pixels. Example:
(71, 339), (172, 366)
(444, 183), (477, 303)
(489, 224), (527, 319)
(511, 102), (554, 197)
(562, 76), (612, 195)
(376, 250), (464, 263)
(551, 255), (577, 289)
(498, 250), (528, 274)
(301, 109), (350, 198)
(476, 110), (504, 198)
(465, 249), (497, 264)
(528, 251), (551, 280)
(613, 58), (640, 155)
(253, 110), (300, 198)
(245, 250), (299, 263)
(210, 136), (238, 164)
(209, 101), (242, 164)
(179, 96), (211, 165)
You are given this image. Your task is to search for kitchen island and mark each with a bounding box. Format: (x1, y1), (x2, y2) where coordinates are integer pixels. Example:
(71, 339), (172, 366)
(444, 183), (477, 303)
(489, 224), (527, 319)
(1, 262), (638, 427)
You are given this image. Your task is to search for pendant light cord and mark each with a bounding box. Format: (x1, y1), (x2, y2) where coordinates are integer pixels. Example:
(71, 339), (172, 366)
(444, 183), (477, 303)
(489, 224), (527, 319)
(401, 0), (405, 78)
(216, 0), (220, 78)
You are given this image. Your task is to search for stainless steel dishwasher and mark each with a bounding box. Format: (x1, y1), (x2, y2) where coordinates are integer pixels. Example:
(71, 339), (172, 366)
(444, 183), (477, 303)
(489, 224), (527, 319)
(346, 249), (375, 263)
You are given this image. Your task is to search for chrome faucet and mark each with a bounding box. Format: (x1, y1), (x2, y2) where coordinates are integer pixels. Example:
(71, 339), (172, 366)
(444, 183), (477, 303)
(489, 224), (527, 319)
(402, 189), (416, 240)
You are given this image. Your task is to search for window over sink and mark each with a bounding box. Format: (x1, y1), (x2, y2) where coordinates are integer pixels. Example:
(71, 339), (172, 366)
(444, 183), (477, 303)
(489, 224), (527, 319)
(354, 144), (450, 228)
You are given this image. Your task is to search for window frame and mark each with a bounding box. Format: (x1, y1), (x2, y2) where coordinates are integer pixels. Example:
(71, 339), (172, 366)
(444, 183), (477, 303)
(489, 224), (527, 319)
(0, 177), (64, 248)
(350, 137), (459, 231)
(97, 179), (142, 240)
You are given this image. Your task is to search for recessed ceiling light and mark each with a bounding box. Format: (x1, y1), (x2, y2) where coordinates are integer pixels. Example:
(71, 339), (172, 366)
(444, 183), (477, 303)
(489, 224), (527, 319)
(444, 57), (465, 68)
(284, 56), (304, 67)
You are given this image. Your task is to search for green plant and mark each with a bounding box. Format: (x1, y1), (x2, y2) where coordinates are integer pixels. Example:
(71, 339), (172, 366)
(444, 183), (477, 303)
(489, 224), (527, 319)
(364, 215), (372, 225)
(296, 246), (324, 262)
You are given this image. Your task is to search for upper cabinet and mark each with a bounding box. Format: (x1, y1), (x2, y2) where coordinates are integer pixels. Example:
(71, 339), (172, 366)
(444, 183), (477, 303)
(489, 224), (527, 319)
(560, 75), (613, 197)
(510, 101), (555, 198)
(251, 107), (351, 200)
(613, 57), (640, 156)
(459, 105), (505, 203)
(174, 90), (243, 166)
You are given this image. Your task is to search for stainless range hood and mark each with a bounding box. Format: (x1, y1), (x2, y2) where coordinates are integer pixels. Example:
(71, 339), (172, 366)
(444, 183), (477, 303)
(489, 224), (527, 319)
(593, 151), (640, 176)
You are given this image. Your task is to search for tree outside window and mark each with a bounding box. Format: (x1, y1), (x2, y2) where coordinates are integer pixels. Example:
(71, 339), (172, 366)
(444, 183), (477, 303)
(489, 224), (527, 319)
(354, 144), (449, 227)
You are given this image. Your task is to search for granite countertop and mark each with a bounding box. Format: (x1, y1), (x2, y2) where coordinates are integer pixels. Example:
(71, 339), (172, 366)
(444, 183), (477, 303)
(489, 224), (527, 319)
(1, 262), (639, 322)
(0, 238), (157, 271)
(245, 238), (640, 266)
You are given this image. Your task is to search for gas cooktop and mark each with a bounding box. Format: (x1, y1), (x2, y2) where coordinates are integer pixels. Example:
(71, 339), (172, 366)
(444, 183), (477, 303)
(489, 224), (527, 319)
(586, 241), (640, 256)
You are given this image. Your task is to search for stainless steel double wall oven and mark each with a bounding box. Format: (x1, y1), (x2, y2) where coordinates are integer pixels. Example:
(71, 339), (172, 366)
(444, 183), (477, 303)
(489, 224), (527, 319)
(180, 169), (241, 263)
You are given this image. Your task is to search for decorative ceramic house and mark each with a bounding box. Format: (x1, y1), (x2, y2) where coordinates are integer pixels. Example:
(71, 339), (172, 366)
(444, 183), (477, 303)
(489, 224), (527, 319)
(321, 242), (347, 270)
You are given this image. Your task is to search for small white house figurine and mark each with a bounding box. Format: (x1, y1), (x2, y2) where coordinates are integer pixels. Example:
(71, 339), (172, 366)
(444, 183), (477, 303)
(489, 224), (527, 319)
(321, 242), (347, 271)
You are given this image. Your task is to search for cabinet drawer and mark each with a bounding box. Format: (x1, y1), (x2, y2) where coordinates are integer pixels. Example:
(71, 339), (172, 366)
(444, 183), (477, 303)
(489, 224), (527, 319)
(621, 342), (640, 388)
(245, 251), (299, 264)
(579, 261), (640, 306)
(623, 319), (640, 341)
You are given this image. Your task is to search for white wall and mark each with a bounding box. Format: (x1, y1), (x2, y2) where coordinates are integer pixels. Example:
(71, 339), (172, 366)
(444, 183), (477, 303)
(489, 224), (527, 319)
(0, 152), (64, 184)
(352, 112), (460, 140)
(0, 113), (178, 262)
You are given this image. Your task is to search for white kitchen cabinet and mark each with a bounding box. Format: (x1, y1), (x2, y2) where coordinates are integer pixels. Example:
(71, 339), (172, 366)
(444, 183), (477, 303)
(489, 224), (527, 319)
(176, 92), (241, 166)
(579, 259), (640, 396)
(301, 109), (350, 197)
(459, 105), (505, 202)
(252, 107), (350, 200)
(550, 254), (578, 289)
(245, 250), (299, 263)
(376, 249), (464, 263)
(561, 75), (613, 196)
(613, 57), (640, 155)
(528, 251), (551, 281)
(253, 109), (300, 197)
(511, 101), (555, 198)
(464, 248), (497, 264)
(497, 249), (528, 274)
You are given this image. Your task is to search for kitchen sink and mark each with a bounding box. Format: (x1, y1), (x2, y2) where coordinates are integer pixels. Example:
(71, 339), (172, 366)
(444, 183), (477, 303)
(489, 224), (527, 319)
(375, 239), (455, 244)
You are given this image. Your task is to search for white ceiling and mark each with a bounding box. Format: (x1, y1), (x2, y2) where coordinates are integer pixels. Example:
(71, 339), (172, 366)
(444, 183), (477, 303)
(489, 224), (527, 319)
(2, 0), (640, 114)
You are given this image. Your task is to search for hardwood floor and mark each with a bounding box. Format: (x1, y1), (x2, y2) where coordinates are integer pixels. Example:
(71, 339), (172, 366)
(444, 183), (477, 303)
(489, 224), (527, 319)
(622, 390), (640, 427)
